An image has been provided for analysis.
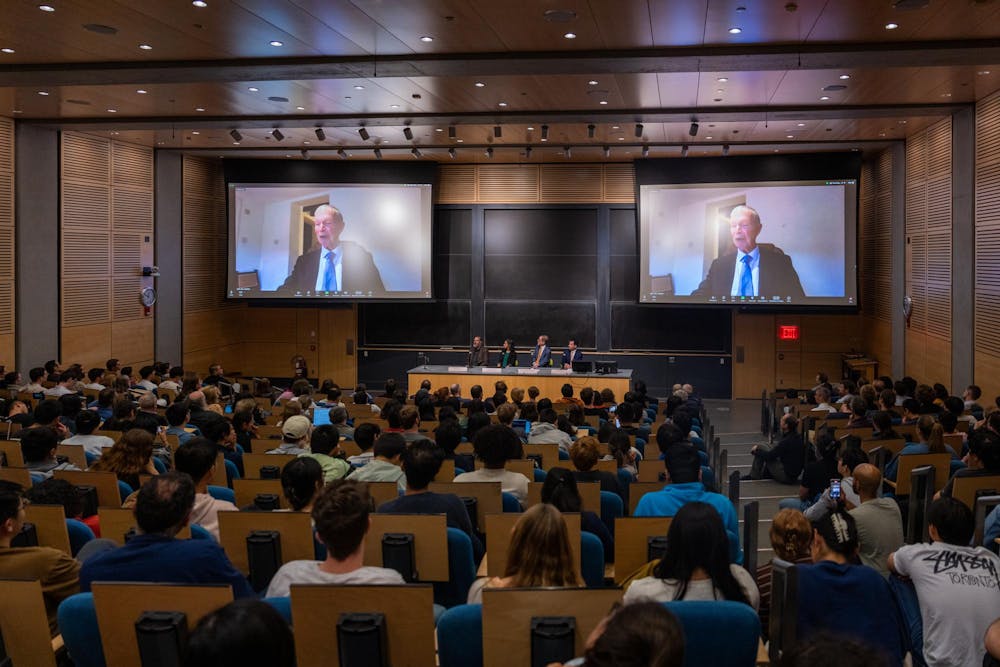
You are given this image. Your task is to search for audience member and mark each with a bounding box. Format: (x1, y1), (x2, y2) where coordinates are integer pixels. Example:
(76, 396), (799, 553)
(185, 599), (296, 667)
(936, 427), (1000, 500)
(553, 602), (685, 667)
(888, 497), (1000, 667)
(266, 414), (312, 455)
(747, 414), (804, 483)
(625, 501), (758, 608)
(299, 424), (350, 483)
(377, 438), (484, 562)
(266, 480), (405, 596)
(454, 424), (529, 503)
(779, 434), (839, 512)
(79, 473), (253, 597)
(467, 503), (580, 602)
(20, 426), (81, 478)
(165, 401), (197, 445)
(62, 410), (115, 457)
(803, 441), (867, 522)
(849, 463), (903, 577)
(346, 422), (381, 466)
(173, 438), (239, 539)
(756, 509), (812, 638)
(89, 428), (159, 491)
(569, 436), (622, 499)
(796, 511), (904, 666)
(0, 480), (80, 634)
(885, 414), (958, 482)
(542, 467), (613, 563)
(780, 632), (891, 667)
(347, 432), (407, 491)
(280, 457), (323, 512)
(527, 408), (573, 451)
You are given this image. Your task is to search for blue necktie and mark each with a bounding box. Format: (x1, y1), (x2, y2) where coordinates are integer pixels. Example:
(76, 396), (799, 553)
(739, 254), (753, 297)
(322, 251), (337, 291)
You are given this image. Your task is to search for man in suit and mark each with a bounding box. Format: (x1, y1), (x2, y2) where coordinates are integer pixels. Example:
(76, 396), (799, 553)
(691, 205), (805, 300)
(561, 338), (584, 369)
(467, 335), (488, 367)
(530, 335), (551, 368)
(279, 204), (385, 294)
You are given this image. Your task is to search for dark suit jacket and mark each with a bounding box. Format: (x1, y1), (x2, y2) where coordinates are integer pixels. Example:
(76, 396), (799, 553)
(278, 242), (385, 294)
(468, 346), (488, 367)
(560, 349), (584, 367)
(530, 345), (551, 367)
(691, 243), (805, 299)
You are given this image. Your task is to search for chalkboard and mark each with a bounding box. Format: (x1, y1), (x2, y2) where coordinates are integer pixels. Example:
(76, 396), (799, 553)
(610, 304), (731, 352)
(610, 207), (638, 302)
(434, 209), (472, 299)
(361, 301), (470, 346)
(485, 302), (596, 349)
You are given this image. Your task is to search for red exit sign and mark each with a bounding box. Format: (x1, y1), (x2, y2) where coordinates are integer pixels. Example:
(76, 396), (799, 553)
(778, 325), (800, 341)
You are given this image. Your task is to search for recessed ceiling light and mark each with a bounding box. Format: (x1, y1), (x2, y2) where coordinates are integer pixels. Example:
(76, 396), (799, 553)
(879, 133), (886, 137)
(156, 141), (164, 145)
(138, 43), (152, 50)
(390, 104), (400, 108)
(136, 89), (147, 94)
(107, 108), (117, 113)
(498, 101), (507, 107)
(541, 138), (548, 142)
(899, 120), (908, 124)
(885, 22), (898, 30)
(797, 123), (805, 127)
(705, 136), (713, 140)
(12, 109), (22, 113)
(474, 82), (485, 88)
(296, 106), (304, 110)
(435, 128), (443, 132)
(269, 40), (284, 47)
(419, 35), (434, 42)
(38, 4), (54, 11)
(728, 27), (742, 34)
(978, 70), (992, 75)
(37, 91), (49, 96)
(192, 0), (207, 6)
(611, 125), (620, 130)
(819, 95), (830, 100)
(248, 86), (259, 92)
(716, 89), (724, 93)
(564, 32), (577, 39)
(1, 48), (14, 54)
(588, 80), (598, 85)
(599, 100), (608, 105)
(717, 77), (729, 82)
(303, 140), (310, 145)
(195, 107), (205, 111)
(456, 139), (464, 143)
(617, 137), (624, 141)
(839, 74), (851, 80)
(941, 92), (952, 97)
(786, 134), (794, 139)
(527, 126), (535, 131)
(192, 131), (200, 135)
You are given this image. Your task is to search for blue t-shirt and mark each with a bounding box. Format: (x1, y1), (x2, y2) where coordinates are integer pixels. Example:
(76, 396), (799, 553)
(80, 533), (254, 599)
(796, 560), (904, 666)
(633, 482), (743, 564)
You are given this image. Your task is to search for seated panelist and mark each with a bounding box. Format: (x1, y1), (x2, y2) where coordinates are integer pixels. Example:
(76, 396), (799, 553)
(692, 205), (805, 300)
(530, 335), (551, 369)
(279, 204), (385, 294)
(497, 339), (518, 369)
(468, 335), (488, 367)
(561, 338), (583, 369)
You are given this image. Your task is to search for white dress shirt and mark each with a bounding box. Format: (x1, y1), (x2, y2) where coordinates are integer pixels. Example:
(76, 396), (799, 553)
(729, 246), (760, 297)
(314, 245), (344, 293)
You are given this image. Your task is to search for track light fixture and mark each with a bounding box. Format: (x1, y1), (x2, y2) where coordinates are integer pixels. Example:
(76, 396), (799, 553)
(403, 127), (413, 141)
(315, 128), (326, 141)
(563, 146), (571, 158)
(494, 125), (502, 138)
(689, 121), (699, 137)
(485, 147), (494, 159)
(373, 147), (382, 159)
(300, 148), (310, 160)
(681, 144), (689, 157)
(541, 125), (549, 140)
(634, 123), (643, 137)
(411, 147), (422, 158)
(337, 148), (348, 159)
(642, 145), (649, 158)
(271, 128), (284, 141)
(448, 126), (456, 139)
(229, 129), (242, 142)
(448, 147), (456, 159)
(602, 146), (610, 158)
(588, 124), (595, 138)
(722, 144), (730, 156)
(358, 127), (370, 141)
(524, 146), (532, 159)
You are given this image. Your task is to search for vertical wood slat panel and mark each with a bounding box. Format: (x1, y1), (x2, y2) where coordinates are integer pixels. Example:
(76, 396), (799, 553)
(0, 117), (13, 341)
(975, 89), (1000, 398)
(859, 149), (893, 323)
(434, 164), (635, 203)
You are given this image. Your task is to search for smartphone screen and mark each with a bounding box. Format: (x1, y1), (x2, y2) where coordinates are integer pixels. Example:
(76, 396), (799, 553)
(830, 479), (841, 500)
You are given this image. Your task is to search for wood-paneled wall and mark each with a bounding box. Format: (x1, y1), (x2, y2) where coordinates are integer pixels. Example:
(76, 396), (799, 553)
(975, 90), (1000, 400)
(60, 133), (154, 369)
(0, 118), (14, 367)
(904, 118), (953, 385)
(859, 148), (895, 376)
(437, 163), (634, 203)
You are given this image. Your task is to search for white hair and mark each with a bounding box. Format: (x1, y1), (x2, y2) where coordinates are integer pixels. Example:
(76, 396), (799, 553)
(730, 205), (761, 226)
(313, 204), (343, 222)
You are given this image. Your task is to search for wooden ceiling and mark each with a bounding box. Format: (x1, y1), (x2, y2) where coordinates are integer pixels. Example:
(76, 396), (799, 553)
(1, 0), (999, 160)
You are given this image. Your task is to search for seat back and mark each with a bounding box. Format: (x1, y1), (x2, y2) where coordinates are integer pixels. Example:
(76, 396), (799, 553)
(974, 495), (1000, 547)
(217, 511), (314, 581)
(637, 459), (666, 483)
(56, 444), (88, 471)
(58, 593), (105, 667)
(579, 530), (605, 588)
(627, 482), (665, 515)
(434, 527), (477, 609)
(0, 466), (31, 487)
(599, 490), (623, 535)
(952, 475), (1000, 511)
(429, 481), (503, 529)
(365, 480), (405, 509)
(23, 503), (72, 554)
(0, 439), (25, 467)
(742, 500), (759, 575)
(290, 584), (436, 667)
(862, 438), (905, 456)
(0, 579), (59, 667)
(242, 453), (295, 479)
(91, 582), (232, 667)
(525, 481), (600, 512)
(524, 443), (559, 472)
(53, 470), (121, 508)
(481, 588), (622, 667)
(97, 508), (192, 544)
(232, 478), (285, 509)
(484, 512), (581, 578)
(894, 453), (950, 496)
(206, 484), (236, 504)
(612, 517), (672, 584)
(768, 558), (799, 663)
(906, 465), (937, 544)
(66, 517), (96, 556)
(437, 604), (483, 667)
(365, 514), (449, 581)
(663, 600), (761, 667)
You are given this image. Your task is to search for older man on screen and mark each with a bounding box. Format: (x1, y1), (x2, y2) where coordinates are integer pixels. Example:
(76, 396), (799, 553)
(691, 205), (805, 299)
(279, 204), (385, 294)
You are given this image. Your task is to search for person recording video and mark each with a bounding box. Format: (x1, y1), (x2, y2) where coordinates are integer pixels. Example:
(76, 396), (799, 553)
(691, 205), (805, 299)
(279, 204), (385, 294)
